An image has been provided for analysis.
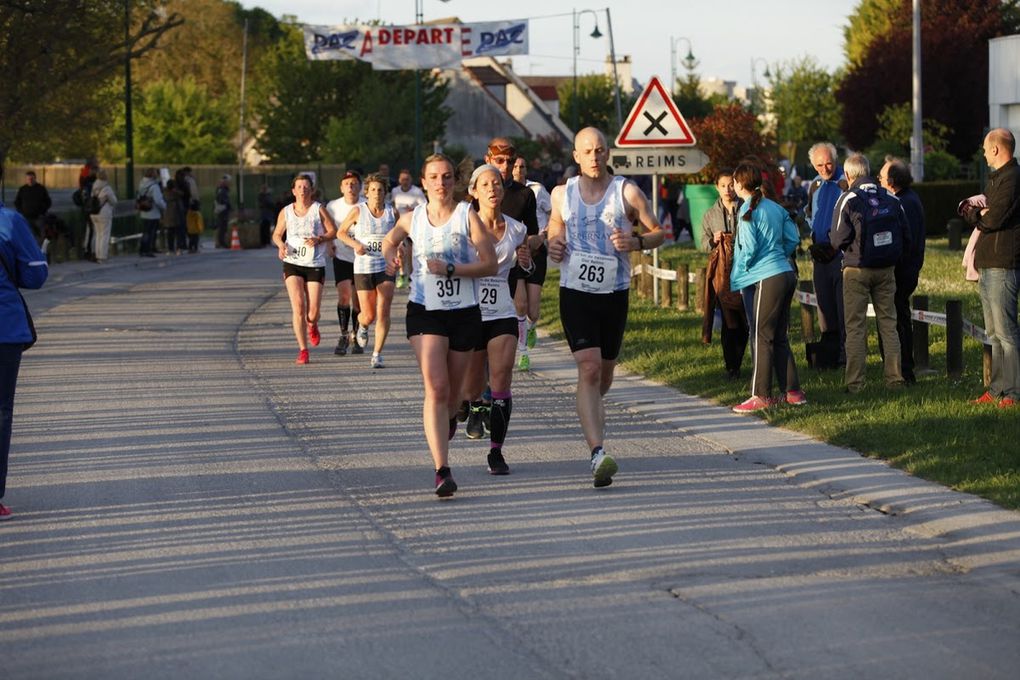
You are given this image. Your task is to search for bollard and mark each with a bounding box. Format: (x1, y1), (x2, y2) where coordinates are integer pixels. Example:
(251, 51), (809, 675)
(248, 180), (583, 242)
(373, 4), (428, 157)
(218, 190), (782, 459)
(695, 267), (706, 314)
(677, 264), (690, 311)
(947, 218), (964, 251)
(946, 300), (963, 379)
(798, 280), (816, 342)
(642, 253), (654, 299)
(662, 263), (673, 308)
(912, 295), (929, 371)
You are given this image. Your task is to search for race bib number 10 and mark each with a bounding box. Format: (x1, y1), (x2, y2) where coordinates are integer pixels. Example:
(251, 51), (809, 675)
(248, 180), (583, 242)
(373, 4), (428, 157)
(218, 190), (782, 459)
(565, 252), (618, 293)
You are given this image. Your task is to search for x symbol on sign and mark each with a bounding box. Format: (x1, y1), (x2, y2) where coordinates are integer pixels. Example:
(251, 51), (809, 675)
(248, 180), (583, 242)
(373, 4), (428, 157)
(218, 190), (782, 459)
(643, 111), (668, 136)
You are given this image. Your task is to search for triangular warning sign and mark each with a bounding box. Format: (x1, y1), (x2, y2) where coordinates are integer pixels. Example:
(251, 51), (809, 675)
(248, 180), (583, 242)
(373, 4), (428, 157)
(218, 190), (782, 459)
(614, 76), (697, 147)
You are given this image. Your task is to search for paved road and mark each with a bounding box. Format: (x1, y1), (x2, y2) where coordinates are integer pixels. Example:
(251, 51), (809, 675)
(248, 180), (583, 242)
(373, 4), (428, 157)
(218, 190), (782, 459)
(3, 246), (1019, 679)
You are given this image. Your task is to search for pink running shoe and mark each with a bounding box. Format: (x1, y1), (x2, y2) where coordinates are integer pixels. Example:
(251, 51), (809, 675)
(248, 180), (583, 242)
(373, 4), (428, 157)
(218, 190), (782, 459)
(308, 323), (321, 347)
(732, 396), (773, 413)
(296, 349), (310, 365)
(786, 390), (808, 406)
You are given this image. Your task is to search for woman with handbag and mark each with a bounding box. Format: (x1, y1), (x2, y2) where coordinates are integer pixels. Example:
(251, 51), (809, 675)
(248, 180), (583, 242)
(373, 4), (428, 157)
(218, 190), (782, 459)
(89, 169), (117, 264)
(1, 162), (49, 520)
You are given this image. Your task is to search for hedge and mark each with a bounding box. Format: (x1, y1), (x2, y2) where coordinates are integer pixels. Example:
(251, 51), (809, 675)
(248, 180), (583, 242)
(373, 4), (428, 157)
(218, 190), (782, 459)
(913, 180), (981, 237)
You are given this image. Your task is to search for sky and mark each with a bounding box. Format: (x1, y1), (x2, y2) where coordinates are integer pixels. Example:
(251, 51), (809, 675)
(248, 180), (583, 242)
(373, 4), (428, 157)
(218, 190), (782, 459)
(238, 0), (852, 88)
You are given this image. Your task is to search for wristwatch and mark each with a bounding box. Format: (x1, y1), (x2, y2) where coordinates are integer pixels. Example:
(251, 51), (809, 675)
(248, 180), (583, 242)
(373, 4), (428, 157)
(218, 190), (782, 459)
(635, 234), (645, 250)
(446, 262), (455, 279)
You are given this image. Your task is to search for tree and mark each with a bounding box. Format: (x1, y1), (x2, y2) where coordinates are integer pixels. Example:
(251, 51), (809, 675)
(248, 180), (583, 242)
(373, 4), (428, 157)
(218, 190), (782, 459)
(558, 74), (624, 136)
(106, 77), (236, 164)
(321, 69), (449, 170)
(767, 56), (842, 164)
(843, 0), (901, 68)
(672, 55), (719, 121)
(0, 0), (183, 166)
(836, 0), (1020, 157)
(688, 102), (777, 185)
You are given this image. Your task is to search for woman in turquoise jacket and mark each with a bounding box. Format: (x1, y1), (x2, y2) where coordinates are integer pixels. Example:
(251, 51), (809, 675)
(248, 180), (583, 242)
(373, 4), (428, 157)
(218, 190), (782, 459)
(730, 163), (805, 412)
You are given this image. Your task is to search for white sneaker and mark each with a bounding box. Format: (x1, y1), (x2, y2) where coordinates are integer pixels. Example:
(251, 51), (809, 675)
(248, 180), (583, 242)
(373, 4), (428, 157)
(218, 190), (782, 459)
(357, 326), (369, 348)
(590, 448), (617, 488)
(371, 354), (384, 369)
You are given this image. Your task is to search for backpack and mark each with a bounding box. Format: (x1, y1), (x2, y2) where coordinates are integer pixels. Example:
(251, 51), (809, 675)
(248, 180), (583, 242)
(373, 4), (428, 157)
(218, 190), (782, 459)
(854, 186), (905, 268)
(84, 191), (102, 215)
(136, 185), (154, 212)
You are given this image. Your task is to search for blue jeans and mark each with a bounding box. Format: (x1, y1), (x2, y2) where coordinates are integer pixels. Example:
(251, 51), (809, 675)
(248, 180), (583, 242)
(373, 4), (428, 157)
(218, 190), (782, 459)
(0, 343), (24, 499)
(978, 268), (1020, 399)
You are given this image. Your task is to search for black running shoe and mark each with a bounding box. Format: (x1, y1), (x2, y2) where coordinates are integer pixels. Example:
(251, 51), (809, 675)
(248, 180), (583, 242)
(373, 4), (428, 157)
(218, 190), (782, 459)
(466, 405), (487, 439)
(435, 468), (457, 498)
(334, 335), (349, 356)
(487, 449), (510, 475)
(456, 400), (470, 423)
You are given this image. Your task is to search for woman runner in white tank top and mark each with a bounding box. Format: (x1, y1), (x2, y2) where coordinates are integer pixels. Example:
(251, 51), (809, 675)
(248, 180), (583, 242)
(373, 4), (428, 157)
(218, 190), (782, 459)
(460, 164), (531, 476)
(271, 174), (337, 365)
(336, 173), (398, 367)
(381, 154), (498, 498)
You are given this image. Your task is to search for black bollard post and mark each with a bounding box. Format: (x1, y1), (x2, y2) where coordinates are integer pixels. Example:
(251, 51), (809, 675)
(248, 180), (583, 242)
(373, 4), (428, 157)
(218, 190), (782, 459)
(947, 218), (964, 251)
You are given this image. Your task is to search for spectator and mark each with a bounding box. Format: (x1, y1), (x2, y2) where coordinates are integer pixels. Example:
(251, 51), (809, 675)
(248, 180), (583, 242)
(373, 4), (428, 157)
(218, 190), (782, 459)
(89, 170), (117, 264)
(173, 168), (191, 255)
(700, 168), (747, 380)
(805, 142), (849, 368)
(160, 179), (180, 253)
(14, 171), (52, 243)
(962, 128), (1020, 408)
(214, 174), (231, 248)
(878, 157), (926, 384)
(137, 168), (166, 258)
(1, 162), (49, 520)
(258, 184), (276, 247)
(729, 162), (805, 411)
(78, 159), (99, 261)
(830, 153), (909, 393)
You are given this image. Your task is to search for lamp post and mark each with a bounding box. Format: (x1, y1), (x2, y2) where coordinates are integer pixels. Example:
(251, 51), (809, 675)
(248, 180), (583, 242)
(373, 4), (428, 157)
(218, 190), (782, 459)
(413, 0), (451, 173)
(124, 0), (134, 200)
(572, 8), (602, 133)
(910, 0), (924, 181)
(749, 57), (771, 113)
(669, 36), (695, 97)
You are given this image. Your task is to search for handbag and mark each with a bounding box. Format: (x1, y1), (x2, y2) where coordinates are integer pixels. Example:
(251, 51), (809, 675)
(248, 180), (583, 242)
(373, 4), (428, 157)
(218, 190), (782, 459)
(0, 253), (37, 350)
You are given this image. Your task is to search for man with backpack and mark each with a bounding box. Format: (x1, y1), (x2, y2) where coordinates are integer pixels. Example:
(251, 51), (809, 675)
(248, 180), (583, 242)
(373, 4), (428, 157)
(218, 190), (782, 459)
(830, 153), (910, 393)
(137, 168), (166, 257)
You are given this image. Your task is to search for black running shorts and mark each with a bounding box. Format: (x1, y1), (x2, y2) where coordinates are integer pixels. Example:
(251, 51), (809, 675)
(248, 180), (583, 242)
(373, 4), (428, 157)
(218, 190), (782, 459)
(559, 287), (629, 360)
(332, 257), (354, 284)
(283, 262), (326, 284)
(406, 302), (482, 352)
(474, 316), (519, 351)
(354, 271), (395, 291)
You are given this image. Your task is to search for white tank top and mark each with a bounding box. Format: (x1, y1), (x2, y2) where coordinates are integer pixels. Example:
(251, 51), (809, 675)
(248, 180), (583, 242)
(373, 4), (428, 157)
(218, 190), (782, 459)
(325, 198), (359, 262)
(478, 215), (526, 321)
(282, 201), (327, 268)
(352, 203), (397, 274)
(408, 202), (479, 310)
(560, 175), (631, 293)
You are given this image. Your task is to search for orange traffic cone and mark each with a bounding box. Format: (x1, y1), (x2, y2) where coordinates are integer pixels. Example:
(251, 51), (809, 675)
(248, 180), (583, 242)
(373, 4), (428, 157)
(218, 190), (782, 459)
(230, 224), (241, 250)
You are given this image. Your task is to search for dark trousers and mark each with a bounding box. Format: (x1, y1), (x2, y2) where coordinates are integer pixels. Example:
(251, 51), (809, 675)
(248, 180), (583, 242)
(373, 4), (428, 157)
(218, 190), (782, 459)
(813, 255), (845, 363)
(139, 218), (160, 255)
(891, 269), (918, 382)
(216, 210), (230, 248)
(750, 271), (800, 398)
(720, 308), (749, 376)
(0, 343), (23, 499)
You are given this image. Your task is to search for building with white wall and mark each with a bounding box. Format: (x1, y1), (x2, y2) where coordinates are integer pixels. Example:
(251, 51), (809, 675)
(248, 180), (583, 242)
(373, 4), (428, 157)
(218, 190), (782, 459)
(989, 34), (1020, 141)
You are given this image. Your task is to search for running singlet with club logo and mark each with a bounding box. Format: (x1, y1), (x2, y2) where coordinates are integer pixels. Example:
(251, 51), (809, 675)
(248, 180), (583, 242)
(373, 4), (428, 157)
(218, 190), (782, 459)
(282, 201), (327, 267)
(478, 214), (526, 321)
(352, 203), (397, 274)
(408, 202), (479, 311)
(559, 175), (631, 294)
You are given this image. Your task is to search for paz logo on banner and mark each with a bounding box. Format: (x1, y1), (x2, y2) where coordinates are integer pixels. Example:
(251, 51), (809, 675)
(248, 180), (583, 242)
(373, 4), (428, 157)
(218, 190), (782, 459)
(304, 21), (530, 69)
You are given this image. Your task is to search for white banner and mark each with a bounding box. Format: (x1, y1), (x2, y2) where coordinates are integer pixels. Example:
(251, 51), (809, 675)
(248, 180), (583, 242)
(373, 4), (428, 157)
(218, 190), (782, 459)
(304, 20), (530, 69)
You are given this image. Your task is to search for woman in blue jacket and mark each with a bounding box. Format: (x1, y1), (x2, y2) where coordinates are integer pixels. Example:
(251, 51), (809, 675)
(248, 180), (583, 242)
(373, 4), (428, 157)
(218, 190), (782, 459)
(1, 164), (48, 520)
(729, 163), (805, 412)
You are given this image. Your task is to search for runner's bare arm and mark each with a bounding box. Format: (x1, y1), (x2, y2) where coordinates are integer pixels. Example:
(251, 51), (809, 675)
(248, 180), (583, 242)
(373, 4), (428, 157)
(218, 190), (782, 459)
(546, 185), (567, 263)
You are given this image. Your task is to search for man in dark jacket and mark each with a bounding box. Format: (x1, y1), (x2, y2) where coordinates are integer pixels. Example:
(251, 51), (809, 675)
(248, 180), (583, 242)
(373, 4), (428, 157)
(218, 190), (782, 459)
(14, 171), (52, 242)
(879, 157), (925, 383)
(830, 153), (910, 393)
(962, 128), (1020, 407)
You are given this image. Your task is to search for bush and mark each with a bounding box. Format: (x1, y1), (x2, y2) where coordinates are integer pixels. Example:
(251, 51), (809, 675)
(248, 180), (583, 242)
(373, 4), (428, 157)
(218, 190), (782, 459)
(913, 180), (980, 236)
(924, 150), (962, 180)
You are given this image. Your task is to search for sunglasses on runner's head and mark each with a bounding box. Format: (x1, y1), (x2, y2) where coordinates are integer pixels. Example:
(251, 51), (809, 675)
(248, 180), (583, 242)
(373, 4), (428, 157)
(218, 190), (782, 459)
(487, 143), (515, 158)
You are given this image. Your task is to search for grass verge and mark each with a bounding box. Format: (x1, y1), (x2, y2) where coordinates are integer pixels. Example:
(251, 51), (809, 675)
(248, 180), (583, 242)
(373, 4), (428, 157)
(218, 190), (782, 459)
(539, 239), (1020, 510)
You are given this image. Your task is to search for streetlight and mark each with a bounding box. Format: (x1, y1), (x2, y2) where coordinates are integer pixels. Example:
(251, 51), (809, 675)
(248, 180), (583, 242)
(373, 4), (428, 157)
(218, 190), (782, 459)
(413, 0), (451, 173)
(572, 8), (602, 133)
(669, 36), (695, 97)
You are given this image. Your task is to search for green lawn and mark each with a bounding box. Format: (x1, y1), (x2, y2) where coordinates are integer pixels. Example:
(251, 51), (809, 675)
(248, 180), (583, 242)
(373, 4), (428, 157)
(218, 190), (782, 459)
(539, 239), (1020, 510)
